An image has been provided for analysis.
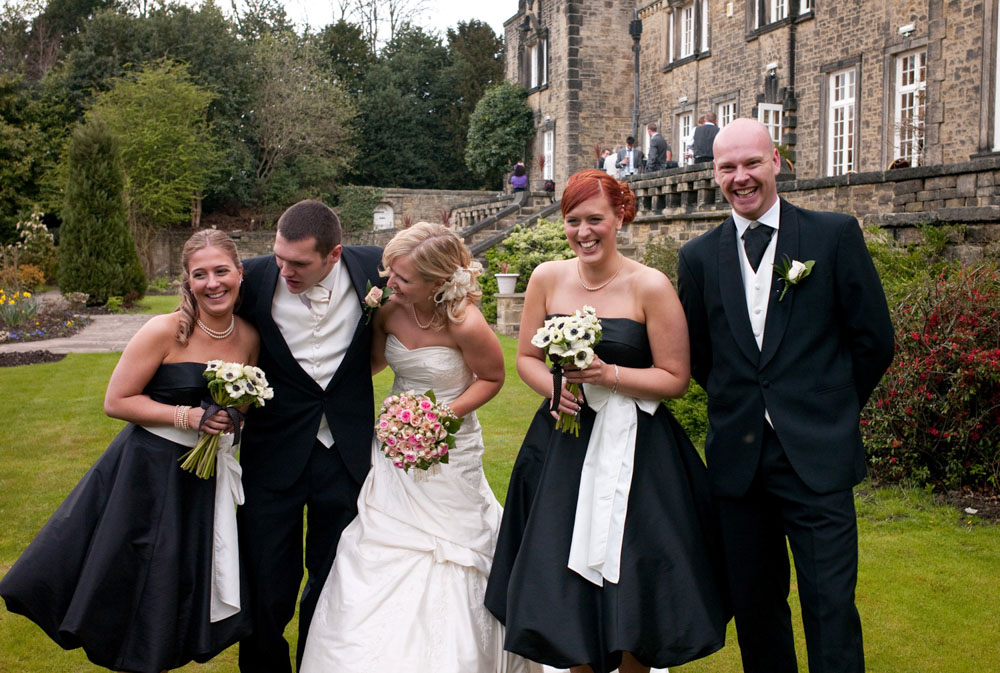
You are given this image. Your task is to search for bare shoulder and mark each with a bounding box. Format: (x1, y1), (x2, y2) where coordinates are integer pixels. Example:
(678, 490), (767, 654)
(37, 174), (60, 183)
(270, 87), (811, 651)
(528, 258), (573, 287)
(632, 260), (674, 297)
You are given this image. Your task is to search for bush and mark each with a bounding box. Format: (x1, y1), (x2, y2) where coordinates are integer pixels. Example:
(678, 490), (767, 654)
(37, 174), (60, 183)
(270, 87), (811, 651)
(481, 218), (574, 323)
(865, 223), (950, 308)
(641, 235), (680, 285)
(7, 210), (58, 282)
(16, 263), (45, 291)
(667, 381), (709, 450)
(337, 185), (385, 232)
(863, 263), (1000, 491)
(58, 120), (146, 305)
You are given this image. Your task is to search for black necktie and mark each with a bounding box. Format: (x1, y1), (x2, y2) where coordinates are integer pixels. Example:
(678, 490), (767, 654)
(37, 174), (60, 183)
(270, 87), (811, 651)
(742, 223), (774, 273)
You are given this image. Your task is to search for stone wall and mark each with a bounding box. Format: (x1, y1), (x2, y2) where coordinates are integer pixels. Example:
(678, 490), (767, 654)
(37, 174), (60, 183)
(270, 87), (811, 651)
(377, 187), (497, 228)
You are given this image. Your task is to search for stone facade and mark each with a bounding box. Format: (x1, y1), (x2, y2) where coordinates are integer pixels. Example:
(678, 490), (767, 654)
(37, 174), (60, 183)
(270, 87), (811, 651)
(505, 0), (1000, 189)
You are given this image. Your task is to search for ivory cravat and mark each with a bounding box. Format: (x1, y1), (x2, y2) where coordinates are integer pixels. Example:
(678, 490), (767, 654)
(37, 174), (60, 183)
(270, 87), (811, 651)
(742, 222), (774, 273)
(303, 284), (332, 316)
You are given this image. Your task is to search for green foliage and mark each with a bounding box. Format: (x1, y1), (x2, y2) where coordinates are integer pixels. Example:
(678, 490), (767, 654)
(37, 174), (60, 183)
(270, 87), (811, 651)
(482, 218), (574, 322)
(640, 234), (680, 285)
(666, 381), (709, 450)
(336, 185), (385, 232)
(314, 19), (375, 98)
(2, 209), (58, 282)
(863, 263), (1000, 491)
(58, 119), (146, 305)
(248, 35), (358, 205)
(105, 294), (124, 313)
(465, 81), (535, 189)
(0, 288), (39, 326)
(87, 59), (222, 230)
(865, 223), (951, 308)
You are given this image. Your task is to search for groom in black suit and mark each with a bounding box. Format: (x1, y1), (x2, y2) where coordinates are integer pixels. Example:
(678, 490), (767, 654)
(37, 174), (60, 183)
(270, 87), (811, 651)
(236, 200), (383, 673)
(677, 119), (894, 673)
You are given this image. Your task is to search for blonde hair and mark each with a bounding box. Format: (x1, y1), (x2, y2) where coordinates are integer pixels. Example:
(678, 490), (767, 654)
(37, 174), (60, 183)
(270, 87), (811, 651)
(176, 230), (242, 345)
(381, 222), (481, 331)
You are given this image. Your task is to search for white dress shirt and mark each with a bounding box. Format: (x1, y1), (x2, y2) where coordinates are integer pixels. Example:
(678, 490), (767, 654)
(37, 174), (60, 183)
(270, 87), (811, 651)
(272, 260), (362, 447)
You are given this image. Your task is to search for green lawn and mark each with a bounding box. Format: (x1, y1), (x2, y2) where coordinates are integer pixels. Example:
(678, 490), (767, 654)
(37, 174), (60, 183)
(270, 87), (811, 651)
(1, 344), (998, 672)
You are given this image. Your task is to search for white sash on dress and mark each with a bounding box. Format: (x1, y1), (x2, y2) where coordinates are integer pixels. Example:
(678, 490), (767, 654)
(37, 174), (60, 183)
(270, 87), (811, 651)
(142, 425), (244, 622)
(567, 384), (659, 586)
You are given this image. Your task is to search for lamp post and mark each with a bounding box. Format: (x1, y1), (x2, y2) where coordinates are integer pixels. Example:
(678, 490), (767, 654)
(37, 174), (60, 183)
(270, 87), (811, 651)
(630, 9), (643, 141)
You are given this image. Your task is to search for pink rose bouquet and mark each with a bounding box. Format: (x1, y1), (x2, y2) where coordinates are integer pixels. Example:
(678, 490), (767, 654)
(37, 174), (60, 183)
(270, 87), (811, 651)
(375, 389), (463, 472)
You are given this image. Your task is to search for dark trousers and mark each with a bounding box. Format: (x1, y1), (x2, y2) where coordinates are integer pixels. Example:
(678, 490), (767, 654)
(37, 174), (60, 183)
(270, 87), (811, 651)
(716, 425), (864, 673)
(237, 440), (362, 673)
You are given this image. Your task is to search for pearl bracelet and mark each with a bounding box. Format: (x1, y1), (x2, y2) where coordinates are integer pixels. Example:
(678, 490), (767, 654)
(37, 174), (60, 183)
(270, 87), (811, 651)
(174, 405), (191, 430)
(611, 364), (620, 394)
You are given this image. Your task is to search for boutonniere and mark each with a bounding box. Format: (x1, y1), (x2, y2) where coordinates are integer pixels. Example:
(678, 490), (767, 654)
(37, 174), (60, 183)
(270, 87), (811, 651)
(362, 281), (392, 324)
(775, 255), (815, 301)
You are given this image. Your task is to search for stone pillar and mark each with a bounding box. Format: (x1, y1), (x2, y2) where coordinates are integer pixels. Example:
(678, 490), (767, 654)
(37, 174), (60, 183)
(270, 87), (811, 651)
(495, 292), (526, 338)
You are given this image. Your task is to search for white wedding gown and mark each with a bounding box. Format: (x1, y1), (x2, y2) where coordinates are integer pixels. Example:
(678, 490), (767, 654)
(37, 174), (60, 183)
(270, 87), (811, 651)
(300, 335), (540, 673)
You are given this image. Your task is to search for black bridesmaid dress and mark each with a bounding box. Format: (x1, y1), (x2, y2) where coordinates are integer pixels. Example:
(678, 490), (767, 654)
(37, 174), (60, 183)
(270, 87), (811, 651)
(485, 318), (730, 673)
(0, 362), (250, 673)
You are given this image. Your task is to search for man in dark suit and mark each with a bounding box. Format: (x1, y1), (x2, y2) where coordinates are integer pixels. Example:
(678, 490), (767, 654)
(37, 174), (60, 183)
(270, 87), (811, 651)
(616, 136), (643, 176)
(691, 111), (720, 163)
(236, 200), (383, 673)
(677, 119), (894, 673)
(645, 122), (672, 172)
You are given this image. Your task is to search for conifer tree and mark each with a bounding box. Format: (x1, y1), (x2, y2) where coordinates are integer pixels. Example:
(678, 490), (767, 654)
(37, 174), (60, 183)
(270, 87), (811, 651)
(58, 119), (145, 304)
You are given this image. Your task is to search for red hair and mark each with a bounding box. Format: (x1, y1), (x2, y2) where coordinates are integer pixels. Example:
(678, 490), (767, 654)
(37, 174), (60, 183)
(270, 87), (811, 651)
(560, 169), (637, 225)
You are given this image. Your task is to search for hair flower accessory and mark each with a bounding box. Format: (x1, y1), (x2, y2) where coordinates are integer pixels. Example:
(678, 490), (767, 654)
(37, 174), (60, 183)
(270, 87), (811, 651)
(434, 260), (483, 305)
(775, 255), (815, 301)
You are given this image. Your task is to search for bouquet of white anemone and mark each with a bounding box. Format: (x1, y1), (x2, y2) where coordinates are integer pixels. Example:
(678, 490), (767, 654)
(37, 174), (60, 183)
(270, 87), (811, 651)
(530, 306), (603, 435)
(375, 389), (463, 473)
(178, 361), (274, 479)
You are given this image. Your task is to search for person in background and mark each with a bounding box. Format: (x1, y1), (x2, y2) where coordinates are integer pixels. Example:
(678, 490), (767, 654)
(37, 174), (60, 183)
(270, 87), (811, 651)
(510, 163), (529, 193)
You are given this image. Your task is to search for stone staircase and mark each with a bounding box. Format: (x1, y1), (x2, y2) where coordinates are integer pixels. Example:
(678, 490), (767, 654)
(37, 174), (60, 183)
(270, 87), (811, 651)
(451, 191), (561, 259)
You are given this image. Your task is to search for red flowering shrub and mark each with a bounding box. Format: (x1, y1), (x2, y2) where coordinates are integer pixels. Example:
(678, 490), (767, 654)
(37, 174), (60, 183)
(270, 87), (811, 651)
(864, 263), (1000, 491)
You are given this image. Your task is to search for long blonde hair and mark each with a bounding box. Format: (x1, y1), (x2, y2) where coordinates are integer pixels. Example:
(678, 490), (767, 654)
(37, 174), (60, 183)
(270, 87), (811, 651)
(176, 230), (242, 345)
(381, 222), (482, 331)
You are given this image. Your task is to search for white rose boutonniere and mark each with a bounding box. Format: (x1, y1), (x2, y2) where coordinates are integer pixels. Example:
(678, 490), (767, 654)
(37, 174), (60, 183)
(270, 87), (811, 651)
(775, 255), (815, 301)
(363, 281), (392, 324)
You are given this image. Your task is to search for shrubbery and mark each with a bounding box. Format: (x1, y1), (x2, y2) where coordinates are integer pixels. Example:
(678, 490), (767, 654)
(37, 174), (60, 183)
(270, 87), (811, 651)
(863, 262), (1000, 491)
(481, 218), (574, 322)
(58, 120), (146, 305)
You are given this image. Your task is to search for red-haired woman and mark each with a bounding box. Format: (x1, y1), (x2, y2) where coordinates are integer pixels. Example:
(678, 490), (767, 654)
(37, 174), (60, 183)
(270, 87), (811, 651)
(485, 170), (729, 673)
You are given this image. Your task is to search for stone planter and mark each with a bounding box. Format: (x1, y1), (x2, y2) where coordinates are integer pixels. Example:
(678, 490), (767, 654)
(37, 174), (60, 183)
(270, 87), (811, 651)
(494, 273), (519, 294)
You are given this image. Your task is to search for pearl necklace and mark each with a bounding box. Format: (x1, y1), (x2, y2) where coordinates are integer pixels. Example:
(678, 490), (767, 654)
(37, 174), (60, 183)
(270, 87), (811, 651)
(196, 316), (235, 339)
(412, 304), (433, 330)
(577, 254), (624, 292)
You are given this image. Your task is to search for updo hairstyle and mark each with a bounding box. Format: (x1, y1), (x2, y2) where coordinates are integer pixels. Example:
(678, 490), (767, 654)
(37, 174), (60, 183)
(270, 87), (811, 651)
(560, 169), (637, 225)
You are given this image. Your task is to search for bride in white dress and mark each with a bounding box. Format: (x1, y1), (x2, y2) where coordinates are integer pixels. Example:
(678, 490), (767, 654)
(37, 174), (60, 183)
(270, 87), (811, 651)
(300, 222), (539, 673)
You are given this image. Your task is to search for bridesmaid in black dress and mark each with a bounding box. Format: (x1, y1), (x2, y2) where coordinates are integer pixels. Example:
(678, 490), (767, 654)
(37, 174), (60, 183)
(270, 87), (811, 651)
(485, 170), (730, 673)
(0, 230), (259, 672)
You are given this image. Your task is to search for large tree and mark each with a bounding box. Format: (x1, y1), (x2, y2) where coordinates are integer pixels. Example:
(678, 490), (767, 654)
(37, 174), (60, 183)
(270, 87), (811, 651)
(58, 118), (145, 304)
(465, 81), (534, 189)
(313, 18), (374, 98)
(87, 59), (221, 269)
(247, 35), (358, 204)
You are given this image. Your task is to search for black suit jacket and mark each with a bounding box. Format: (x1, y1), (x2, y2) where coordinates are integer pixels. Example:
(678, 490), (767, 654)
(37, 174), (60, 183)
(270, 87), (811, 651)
(646, 133), (670, 172)
(691, 123), (719, 160)
(238, 245), (384, 490)
(677, 199), (894, 497)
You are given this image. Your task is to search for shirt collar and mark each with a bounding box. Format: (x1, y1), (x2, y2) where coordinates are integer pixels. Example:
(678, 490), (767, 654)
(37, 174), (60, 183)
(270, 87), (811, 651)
(733, 198), (781, 239)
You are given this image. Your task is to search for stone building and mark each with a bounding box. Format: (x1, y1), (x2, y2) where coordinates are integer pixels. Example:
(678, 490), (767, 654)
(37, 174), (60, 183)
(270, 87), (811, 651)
(504, 0), (1000, 193)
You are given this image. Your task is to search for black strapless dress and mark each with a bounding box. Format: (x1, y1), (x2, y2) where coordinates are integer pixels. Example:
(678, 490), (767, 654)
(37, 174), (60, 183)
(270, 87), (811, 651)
(485, 318), (730, 672)
(0, 362), (250, 673)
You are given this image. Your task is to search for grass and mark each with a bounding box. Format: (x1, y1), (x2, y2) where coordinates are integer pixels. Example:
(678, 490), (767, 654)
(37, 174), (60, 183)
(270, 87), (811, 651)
(1, 345), (999, 672)
(135, 293), (181, 315)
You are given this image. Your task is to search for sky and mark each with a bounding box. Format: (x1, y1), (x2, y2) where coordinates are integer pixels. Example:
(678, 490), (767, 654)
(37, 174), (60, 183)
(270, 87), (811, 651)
(280, 0), (515, 37)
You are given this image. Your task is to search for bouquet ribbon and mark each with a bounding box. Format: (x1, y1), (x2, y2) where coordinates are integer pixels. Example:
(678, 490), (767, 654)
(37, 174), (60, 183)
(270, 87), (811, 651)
(199, 401), (245, 445)
(566, 384), (658, 586)
(143, 422), (244, 623)
(549, 363), (588, 413)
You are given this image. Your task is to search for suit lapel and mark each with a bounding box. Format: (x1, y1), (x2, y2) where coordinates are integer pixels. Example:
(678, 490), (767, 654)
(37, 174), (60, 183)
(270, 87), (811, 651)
(759, 200), (800, 369)
(718, 218), (762, 366)
(325, 247), (374, 392)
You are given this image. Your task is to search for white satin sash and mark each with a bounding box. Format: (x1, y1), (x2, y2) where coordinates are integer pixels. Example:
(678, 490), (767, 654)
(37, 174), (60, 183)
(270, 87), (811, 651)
(567, 384), (659, 586)
(142, 425), (244, 622)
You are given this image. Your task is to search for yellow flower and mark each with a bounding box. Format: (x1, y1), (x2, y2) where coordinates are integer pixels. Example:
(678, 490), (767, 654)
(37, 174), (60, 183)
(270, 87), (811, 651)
(23, 291), (31, 298)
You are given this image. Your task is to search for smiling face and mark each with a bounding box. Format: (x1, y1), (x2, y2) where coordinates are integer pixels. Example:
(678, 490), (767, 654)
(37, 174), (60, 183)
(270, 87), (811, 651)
(712, 118), (781, 221)
(186, 245), (242, 318)
(273, 233), (341, 294)
(563, 191), (623, 264)
(385, 253), (437, 307)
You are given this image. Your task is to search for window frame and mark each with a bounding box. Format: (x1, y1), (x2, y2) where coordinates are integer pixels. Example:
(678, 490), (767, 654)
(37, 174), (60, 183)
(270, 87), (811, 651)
(543, 129), (554, 180)
(893, 48), (927, 166)
(827, 67), (857, 175)
(757, 102), (783, 144)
